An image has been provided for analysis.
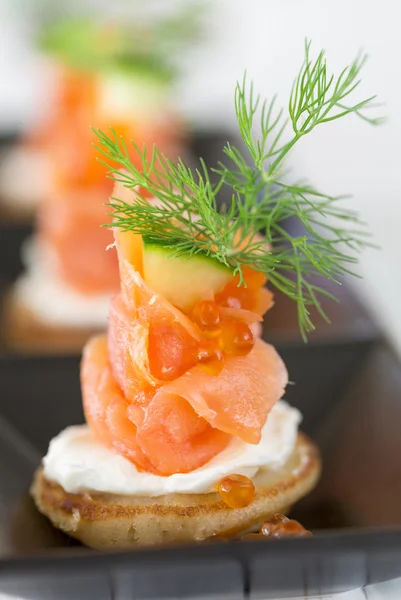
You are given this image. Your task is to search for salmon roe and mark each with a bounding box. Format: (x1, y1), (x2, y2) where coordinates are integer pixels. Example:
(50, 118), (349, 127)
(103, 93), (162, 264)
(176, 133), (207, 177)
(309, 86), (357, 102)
(189, 300), (256, 376)
(197, 342), (224, 375)
(241, 514), (311, 540)
(224, 296), (242, 309)
(192, 300), (221, 338)
(219, 319), (255, 357)
(218, 474), (255, 508)
(260, 514), (311, 538)
(215, 267), (266, 312)
(242, 514), (312, 540)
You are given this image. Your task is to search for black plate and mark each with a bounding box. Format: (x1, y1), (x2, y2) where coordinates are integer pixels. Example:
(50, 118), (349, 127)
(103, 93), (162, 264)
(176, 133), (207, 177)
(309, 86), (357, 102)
(0, 221), (32, 286)
(2, 287), (401, 597)
(2, 133), (401, 597)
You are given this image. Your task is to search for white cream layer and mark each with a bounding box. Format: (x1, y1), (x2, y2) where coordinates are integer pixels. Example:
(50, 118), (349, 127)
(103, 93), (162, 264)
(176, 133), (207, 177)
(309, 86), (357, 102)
(43, 400), (301, 497)
(0, 147), (50, 209)
(14, 239), (111, 328)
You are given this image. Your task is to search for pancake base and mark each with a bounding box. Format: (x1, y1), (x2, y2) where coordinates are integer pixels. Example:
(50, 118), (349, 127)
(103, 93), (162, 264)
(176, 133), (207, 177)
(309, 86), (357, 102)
(1, 288), (103, 354)
(0, 199), (34, 222)
(31, 433), (320, 549)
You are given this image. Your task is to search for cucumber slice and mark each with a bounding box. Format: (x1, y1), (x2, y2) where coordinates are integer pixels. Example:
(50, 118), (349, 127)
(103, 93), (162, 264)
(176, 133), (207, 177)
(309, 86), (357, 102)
(143, 242), (233, 311)
(98, 69), (170, 118)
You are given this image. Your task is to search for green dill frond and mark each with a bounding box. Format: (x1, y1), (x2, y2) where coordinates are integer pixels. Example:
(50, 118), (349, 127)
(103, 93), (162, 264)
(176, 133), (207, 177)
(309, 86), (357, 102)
(38, 3), (204, 79)
(94, 39), (383, 340)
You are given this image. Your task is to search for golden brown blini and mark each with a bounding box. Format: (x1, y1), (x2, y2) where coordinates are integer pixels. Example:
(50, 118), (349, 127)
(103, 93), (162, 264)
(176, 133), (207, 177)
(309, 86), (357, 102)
(31, 433), (320, 549)
(0, 200), (33, 222)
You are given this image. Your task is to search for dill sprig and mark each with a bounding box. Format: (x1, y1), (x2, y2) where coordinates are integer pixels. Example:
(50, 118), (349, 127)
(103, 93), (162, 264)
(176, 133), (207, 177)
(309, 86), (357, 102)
(38, 3), (203, 79)
(94, 40), (383, 340)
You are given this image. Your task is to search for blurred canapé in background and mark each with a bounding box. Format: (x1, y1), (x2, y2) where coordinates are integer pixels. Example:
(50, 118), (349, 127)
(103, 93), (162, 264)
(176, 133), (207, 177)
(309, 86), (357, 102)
(0, 0), (400, 350)
(1, 0), (209, 353)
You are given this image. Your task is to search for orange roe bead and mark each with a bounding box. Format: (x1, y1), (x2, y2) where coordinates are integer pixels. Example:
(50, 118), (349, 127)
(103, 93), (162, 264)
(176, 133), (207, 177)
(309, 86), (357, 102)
(197, 343), (224, 376)
(192, 301), (221, 338)
(218, 474), (255, 508)
(259, 521), (279, 537)
(260, 514), (311, 538)
(225, 296), (242, 309)
(219, 319), (255, 357)
(268, 513), (289, 525)
(279, 520), (312, 537)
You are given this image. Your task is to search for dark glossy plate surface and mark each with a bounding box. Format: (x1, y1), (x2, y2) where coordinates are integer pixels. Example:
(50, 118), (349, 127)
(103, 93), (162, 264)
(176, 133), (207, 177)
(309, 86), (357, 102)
(1, 295), (401, 597)
(1, 134), (401, 598)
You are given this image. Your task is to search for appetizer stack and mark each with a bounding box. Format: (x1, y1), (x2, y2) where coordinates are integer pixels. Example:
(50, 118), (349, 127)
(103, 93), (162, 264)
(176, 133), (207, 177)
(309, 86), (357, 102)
(31, 42), (380, 547)
(31, 186), (320, 547)
(1, 14), (193, 352)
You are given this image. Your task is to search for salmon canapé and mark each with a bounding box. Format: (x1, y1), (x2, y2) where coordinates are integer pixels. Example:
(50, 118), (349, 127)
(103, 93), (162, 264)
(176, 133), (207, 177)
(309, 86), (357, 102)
(34, 64), (185, 190)
(81, 193), (288, 476)
(33, 74), (185, 295)
(38, 185), (120, 295)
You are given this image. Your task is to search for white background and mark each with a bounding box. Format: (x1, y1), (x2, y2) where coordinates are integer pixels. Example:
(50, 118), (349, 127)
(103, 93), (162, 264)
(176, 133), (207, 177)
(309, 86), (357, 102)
(1, 0), (401, 352)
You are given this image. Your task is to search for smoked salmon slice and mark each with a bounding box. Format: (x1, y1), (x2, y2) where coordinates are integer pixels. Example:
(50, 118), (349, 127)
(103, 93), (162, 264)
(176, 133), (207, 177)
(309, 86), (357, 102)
(81, 335), (155, 473)
(82, 335), (231, 475)
(38, 186), (120, 295)
(31, 71), (185, 296)
(81, 228), (288, 476)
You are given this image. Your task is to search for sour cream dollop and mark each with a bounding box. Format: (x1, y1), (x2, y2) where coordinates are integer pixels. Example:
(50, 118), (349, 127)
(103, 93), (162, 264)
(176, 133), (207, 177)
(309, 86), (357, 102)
(43, 401), (301, 496)
(13, 239), (111, 328)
